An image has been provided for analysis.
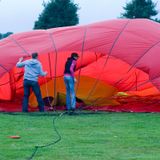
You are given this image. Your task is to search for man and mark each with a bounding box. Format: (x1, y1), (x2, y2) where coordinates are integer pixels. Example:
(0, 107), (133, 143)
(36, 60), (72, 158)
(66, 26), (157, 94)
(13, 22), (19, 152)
(64, 52), (79, 113)
(16, 52), (47, 112)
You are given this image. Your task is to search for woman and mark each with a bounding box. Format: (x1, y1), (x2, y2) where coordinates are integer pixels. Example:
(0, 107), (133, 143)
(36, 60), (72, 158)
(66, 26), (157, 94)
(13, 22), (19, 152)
(64, 52), (79, 113)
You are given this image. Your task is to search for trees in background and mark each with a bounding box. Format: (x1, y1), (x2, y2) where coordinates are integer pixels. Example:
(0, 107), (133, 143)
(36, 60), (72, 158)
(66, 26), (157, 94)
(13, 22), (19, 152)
(34, 0), (79, 29)
(0, 32), (13, 40)
(121, 0), (160, 22)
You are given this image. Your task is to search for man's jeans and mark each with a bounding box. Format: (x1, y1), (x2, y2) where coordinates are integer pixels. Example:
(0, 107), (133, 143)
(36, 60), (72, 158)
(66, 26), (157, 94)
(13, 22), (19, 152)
(64, 76), (76, 110)
(23, 79), (44, 112)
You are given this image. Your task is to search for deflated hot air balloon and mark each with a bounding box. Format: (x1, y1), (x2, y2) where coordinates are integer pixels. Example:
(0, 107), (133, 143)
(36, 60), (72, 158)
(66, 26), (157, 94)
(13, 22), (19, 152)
(0, 19), (160, 112)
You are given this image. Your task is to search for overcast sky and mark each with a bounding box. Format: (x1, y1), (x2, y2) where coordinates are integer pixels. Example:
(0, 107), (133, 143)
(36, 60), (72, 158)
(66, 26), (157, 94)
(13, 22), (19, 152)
(0, 0), (159, 33)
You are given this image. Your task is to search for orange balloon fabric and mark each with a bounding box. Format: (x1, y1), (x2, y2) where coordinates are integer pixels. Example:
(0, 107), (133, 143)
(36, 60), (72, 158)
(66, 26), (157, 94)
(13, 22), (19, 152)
(0, 19), (160, 112)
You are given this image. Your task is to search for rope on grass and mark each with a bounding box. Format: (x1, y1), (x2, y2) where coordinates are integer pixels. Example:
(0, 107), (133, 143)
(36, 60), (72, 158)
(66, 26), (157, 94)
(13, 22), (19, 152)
(27, 111), (66, 160)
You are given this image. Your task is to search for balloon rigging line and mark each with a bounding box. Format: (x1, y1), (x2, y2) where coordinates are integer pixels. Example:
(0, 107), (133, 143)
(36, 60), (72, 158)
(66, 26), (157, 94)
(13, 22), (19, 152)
(84, 20), (130, 102)
(76, 27), (87, 94)
(114, 38), (160, 88)
(48, 52), (53, 79)
(9, 36), (30, 56)
(128, 39), (160, 73)
(48, 32), (58, 107)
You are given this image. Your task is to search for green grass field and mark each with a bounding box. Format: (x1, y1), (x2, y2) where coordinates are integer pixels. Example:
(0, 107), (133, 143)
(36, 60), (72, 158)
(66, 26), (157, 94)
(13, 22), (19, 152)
(1, 111), (160, 160)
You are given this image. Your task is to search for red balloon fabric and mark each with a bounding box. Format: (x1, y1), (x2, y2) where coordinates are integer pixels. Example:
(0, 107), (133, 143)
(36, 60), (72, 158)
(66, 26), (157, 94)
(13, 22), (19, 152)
(0, 19), (160, 112)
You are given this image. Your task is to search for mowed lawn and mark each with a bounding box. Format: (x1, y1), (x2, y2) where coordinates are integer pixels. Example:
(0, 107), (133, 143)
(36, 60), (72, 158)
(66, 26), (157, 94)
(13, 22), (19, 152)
(1, 111), (160, 160)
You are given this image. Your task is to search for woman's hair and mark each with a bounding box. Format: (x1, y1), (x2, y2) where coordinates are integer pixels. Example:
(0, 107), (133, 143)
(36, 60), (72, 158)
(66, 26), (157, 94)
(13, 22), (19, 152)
(71, 52), (79, 58)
